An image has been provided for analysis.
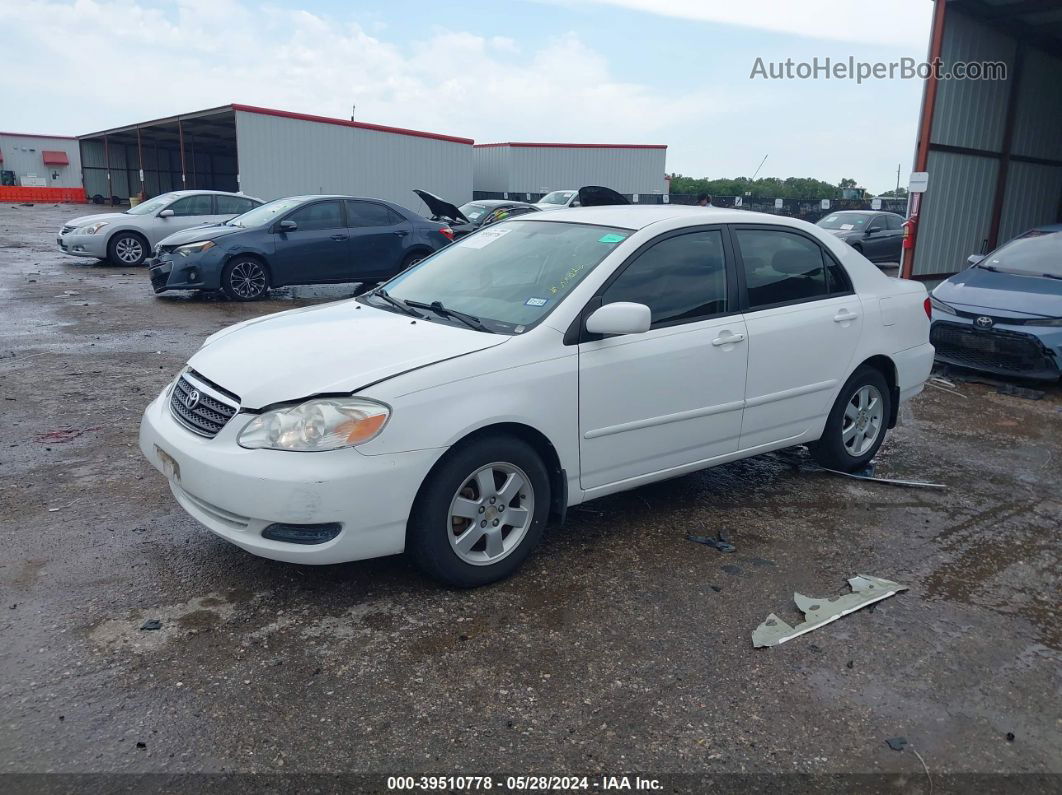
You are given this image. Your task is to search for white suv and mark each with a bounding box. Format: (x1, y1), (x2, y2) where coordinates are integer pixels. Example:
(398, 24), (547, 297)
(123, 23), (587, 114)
(58, 190), (263, 266)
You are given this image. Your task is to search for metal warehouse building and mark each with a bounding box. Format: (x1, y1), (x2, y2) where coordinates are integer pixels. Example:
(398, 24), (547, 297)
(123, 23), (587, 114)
(77, 104), (474, 209)
(473, 142), (668, 202)
(0, 132), (84, 202)
(903, 0), (1062, 280)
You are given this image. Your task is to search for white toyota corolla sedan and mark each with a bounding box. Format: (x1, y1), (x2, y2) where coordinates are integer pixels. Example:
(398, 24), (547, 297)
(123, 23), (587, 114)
(140, 206), (933, 586)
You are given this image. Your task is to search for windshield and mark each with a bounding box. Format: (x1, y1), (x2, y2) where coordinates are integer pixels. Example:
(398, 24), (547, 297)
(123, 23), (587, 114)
(979, 229), (1062, 278)
(459, 203), (490, 222)
(369, 220), (631, 333)
(817, 212), (872, 231)
(126, 193), (178, 216)
(538, 191), (575, 206)
(226, 197), (305, 228)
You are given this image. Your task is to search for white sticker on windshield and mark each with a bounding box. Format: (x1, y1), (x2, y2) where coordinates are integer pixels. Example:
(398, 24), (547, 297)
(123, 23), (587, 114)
(839, 223), (854, 230)
(459, 227), (513, 249)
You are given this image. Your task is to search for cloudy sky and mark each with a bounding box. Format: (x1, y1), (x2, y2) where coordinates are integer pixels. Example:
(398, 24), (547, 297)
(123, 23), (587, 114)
(2, 0), (934, 193)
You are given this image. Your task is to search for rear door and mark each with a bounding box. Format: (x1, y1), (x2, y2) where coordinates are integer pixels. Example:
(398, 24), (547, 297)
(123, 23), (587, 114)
(578, 227), (747, 490)
(863, 215), (892, 261)
(270, 200), (348, 285)
(345, 200), (410, 280)
(733, 225), (863, 449)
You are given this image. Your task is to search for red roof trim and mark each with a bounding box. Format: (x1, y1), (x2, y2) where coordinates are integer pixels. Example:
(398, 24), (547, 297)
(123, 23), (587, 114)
(42, 150), (71, 165)
(230, 104), (474, 145)
(474, 142), (667, 150)
(0, 131), (78, 140)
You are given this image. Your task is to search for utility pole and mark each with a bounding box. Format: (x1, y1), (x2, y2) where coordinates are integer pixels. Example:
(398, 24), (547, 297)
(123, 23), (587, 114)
(896, 163), (901, 195)
(351, 104), (356, 122)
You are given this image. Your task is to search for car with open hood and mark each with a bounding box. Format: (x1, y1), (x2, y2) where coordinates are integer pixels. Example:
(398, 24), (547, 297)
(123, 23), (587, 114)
(929, 224), (1062, 380)
(533, 185), (630, 211)
(57, 190), (263, 266)
(414, 189), (539, 239)
(147, 194), (453, 300)
(140, 205), (932, 587)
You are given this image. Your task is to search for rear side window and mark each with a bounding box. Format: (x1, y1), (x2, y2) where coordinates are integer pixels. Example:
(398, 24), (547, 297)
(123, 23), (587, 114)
(288, 201), (343, 231)
(736, 229), (831, 309)
(346, 200), (402, 227)
(602, 230), (727, 328)
(216, 195), (255, 215)
(169, 194), (214, 216)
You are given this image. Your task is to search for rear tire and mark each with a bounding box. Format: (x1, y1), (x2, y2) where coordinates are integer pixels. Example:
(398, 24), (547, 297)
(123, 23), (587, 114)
(810, 366), (891, 472)
(221, 256), (270, 301)
(408, 435), (550, 588)
(107, 232), (148, 266)
(401, 251), (427, 270)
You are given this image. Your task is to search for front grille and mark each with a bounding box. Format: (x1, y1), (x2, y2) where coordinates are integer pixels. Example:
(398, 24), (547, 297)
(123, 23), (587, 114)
(931, 322), (1058, 376)
(61, 225), (75, 235)
(951, 308), (1053, 326)
(149, 266), (169, 292)
(169, 371), (239, 438)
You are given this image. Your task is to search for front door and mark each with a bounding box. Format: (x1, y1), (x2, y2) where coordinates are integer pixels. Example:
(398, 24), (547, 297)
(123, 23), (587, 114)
(150, 193), (216, 246)
(345, 200), (410, 281)
(732, 225), (864, 449)
(271, 200), (349, 285)
(578, 228), (747, 491)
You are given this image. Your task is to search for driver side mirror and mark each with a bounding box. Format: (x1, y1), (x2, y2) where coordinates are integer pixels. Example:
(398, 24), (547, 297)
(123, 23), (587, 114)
(967, 254), (985, 266)
(158, 209), (174, 218)
(866, 225), (881, 234)
(585, 302), (651, 336)
(278, 220), (297, 233)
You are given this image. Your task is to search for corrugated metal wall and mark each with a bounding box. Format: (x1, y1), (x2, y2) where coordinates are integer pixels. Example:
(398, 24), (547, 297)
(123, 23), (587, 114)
(998, 160), (1062, 242)
(0, 135), (82, 188)
(473, 145), (667, 196)
(916, 149), (999, 273)
(235, 111), (472, 210)
(1010, 47), (1062, 163)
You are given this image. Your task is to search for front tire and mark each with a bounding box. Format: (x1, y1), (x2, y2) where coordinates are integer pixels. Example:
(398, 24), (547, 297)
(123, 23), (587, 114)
(810, 366), (891, 472)
(221, 257), (270, 301)
(107, 232), (148, 266)
(408, 435), (550, 587)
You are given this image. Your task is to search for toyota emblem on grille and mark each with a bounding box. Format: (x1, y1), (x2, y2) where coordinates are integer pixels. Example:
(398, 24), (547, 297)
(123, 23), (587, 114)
(185, 388), (201, 410)
(975, 316), (994, 329)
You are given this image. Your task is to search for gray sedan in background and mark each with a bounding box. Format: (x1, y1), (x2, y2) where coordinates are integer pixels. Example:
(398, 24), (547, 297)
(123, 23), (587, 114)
(57, 190), (263, 266)
(816, 210), (904, 264)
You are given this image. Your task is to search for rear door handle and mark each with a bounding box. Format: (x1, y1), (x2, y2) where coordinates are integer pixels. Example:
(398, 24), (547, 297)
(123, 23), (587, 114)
(712, 331), (745, 346)
(833, 309), (859, 323)
(392, 230), (409, 237)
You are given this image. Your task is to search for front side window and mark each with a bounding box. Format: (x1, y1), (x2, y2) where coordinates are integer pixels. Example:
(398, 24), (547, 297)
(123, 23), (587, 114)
(288, 201), (343, 231)
(736, 229), (830, 309)
(602, 230), (728, 328)
(169, 194), (214, 217)
(377, 220), (630, 333)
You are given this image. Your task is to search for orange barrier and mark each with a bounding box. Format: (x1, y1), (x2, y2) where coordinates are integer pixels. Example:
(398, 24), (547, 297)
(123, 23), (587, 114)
(0, 186), (87, 203)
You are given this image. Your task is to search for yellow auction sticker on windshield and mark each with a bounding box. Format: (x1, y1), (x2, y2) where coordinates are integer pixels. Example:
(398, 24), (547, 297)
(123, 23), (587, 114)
(598, 233), (627, 244)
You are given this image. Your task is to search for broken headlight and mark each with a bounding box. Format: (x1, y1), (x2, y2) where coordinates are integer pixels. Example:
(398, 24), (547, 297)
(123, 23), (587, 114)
(929, 296), (956, 316)
(174, 241), (215, 257)
(237, 398), (390, 452)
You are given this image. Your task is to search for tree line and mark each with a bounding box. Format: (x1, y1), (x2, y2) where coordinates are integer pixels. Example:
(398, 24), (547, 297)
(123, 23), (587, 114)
(668, 174), (908, 199)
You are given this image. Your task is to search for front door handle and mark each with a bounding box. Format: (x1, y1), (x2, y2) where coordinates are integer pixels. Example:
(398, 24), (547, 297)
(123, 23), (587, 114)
(833, 309), (859, 323)
(330, 234), (348, 241)
(712, 331), (745, 346)
(392, 230), (409, 237)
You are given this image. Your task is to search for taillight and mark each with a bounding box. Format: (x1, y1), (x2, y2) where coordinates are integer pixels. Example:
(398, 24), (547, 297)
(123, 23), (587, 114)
(439, 227), (454, 241)
(923, 297), (932, 320)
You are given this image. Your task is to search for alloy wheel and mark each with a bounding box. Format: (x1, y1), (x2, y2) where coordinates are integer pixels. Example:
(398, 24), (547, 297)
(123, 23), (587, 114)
(114, 236), (143, 264)
(842, 384), (883, 457)
(447, 462), (534, 566)
(229, 261), (267, 299)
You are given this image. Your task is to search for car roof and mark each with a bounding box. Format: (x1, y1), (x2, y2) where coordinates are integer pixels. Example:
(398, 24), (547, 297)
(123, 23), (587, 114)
(823, 209), (898, 216)
(468, 199), (533, 207)
(165, 189), (256, 197)
(1033, 223), (1062, 232)
(522, 204), (777, 230)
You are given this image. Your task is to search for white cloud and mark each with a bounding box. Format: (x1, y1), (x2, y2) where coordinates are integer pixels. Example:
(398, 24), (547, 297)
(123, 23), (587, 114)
(552, 0), (934, 48)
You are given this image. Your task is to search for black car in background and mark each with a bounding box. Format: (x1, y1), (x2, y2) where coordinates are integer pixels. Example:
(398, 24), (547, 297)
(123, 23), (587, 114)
(414, 190), (540, 238)
(816, 210), (905, 264)
(147, 195), (454, 300)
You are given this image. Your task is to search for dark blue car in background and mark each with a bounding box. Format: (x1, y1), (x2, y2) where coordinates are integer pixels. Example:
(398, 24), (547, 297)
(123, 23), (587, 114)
(930, 224), (1062, 381)
(147, 195), (454, 300)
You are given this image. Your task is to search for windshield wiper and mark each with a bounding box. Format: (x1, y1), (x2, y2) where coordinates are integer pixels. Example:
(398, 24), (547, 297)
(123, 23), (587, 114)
(1040, 272), (1062, 280)
(404, 299), (490, 332)
(977, 263), (999, 272)
(368, 288), (425, 319)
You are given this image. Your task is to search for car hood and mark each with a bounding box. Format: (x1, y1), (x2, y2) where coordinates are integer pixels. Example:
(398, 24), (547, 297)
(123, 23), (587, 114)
(64, 212), (129, 227)
(576, 185), (630, 207)
(823, 229), (861, 240)
(934, 266), (1062, 318)
(188, 300), (507, 409)
(414, 189), (468, 224)
(157, 224), (246, 246)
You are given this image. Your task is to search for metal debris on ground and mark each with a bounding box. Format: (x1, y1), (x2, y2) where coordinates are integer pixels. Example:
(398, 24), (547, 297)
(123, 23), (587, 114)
(34, 427), (100, 444)
(819, 466), (947, 489)
(685, 531), (736, 553)
(139, 619), (163, 631)
(886, 736), (909, 751)
(752, 574), (908, 648)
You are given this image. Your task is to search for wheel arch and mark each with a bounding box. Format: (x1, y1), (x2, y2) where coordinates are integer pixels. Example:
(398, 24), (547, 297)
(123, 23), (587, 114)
(855, 354), (899, 428)
(223, 251), (273, 284)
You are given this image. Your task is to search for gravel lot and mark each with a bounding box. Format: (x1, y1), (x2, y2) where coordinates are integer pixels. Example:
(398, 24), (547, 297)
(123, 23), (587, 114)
(1, 203), (1060, 786)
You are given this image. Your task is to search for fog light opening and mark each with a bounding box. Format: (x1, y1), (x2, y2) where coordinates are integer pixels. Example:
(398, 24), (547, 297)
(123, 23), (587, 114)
(261, 522), (342, 545)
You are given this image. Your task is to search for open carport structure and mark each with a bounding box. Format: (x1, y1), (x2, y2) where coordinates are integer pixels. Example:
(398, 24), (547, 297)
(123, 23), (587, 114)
(77, 104), (473, 207)
(903, 0), (1062, 280)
